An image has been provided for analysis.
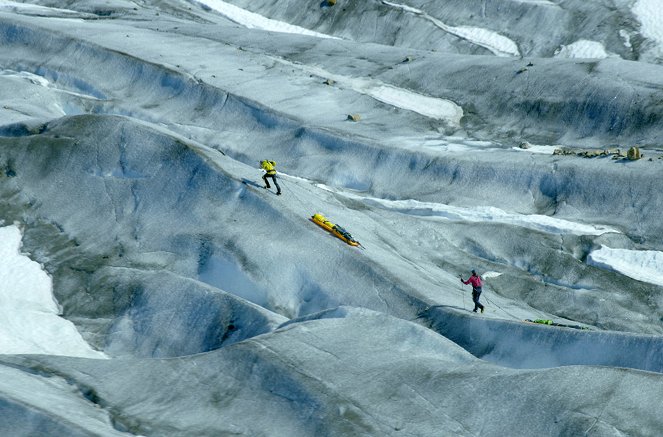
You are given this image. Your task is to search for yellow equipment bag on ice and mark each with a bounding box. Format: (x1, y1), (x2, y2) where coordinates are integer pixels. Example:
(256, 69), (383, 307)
(310, 213), (360, 246)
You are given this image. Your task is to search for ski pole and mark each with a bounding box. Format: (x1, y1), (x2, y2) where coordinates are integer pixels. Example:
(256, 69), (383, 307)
(458, 274), (465, 310)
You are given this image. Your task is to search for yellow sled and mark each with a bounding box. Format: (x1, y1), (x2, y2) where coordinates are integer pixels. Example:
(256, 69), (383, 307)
(311, 213), (360, 246)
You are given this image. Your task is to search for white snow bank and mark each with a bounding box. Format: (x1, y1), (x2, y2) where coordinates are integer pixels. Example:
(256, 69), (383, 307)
(0, 69), (103, 101)
(195, 0), (338, 39)
(0, 226), (107, 358)
(482, 271), (503, 279)
(368, 84), (462, 123)
(512, 144), (560, 154)
(318, 185), (619, 236)
(0, 69), (49, 87)
(553, 40), (613, 59)
(0, 366), (128, 435)
(587, 246), (663, 287)
(620, 30), (633, 49)
(633, 0), (663, 58)
(273, 59), (463, 124)
(0, 1), (79, 15)
(382, 1), (520, 57)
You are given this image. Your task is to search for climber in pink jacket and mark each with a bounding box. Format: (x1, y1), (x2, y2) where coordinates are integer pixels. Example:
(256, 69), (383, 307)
(460, 270), (485, 313)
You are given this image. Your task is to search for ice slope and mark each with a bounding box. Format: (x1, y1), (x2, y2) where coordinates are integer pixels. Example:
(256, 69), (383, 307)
(4, 308), (663, 436)
(0, 0), (662, 435)
(214, 0), (645, 60)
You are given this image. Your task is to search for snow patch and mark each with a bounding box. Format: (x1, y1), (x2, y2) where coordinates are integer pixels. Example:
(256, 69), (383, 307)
(0, 69), (50, 87)
(194, 0), (338, 39)
(368, 84), (463, 122)
(381, 0), (520, 57)
(620, 29), (633, 49)
(272, 58), (463, 124)
(587, 246), (663, 287)
(633, 0), (663, 58)
(0, 1), (79, 15)
(0, 225), (107, 358)
(512, 144), (560, 154)
(0, 68), (105, 101)
(317, 185), (620, 236)
(482, 271), (503, 279)
(553, 40), (613, 59)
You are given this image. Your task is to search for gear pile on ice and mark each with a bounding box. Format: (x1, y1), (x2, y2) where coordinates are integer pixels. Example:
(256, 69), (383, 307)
(525, 319), (589, 330)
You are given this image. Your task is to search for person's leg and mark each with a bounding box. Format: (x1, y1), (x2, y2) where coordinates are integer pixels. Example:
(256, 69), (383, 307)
(472, 290), (479, 312)
(476, 290), (485, 312)
(262, 173), (271, 188)
(272, 175), (281, 194)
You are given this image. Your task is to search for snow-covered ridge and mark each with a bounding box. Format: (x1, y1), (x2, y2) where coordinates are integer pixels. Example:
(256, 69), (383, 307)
(381, 0), (520, 57)
(588, 246), (663, 287)
(315, 183), (619, 236)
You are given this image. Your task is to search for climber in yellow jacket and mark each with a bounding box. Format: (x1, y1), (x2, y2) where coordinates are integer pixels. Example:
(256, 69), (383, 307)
(260, 160), (281, 195)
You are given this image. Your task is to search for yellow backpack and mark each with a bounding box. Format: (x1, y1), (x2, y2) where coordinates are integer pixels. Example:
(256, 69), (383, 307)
(260, 160), (276, 174)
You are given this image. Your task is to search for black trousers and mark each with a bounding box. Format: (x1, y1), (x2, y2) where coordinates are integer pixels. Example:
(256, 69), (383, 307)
(262, 173), (281, 193)
(472, 288), (484, 312)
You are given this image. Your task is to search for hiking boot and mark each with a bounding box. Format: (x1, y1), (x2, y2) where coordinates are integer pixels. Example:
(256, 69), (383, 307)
(481, 307), (484, 313)
(276, 192), (282, 196)
(472, 309), (477, 313)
